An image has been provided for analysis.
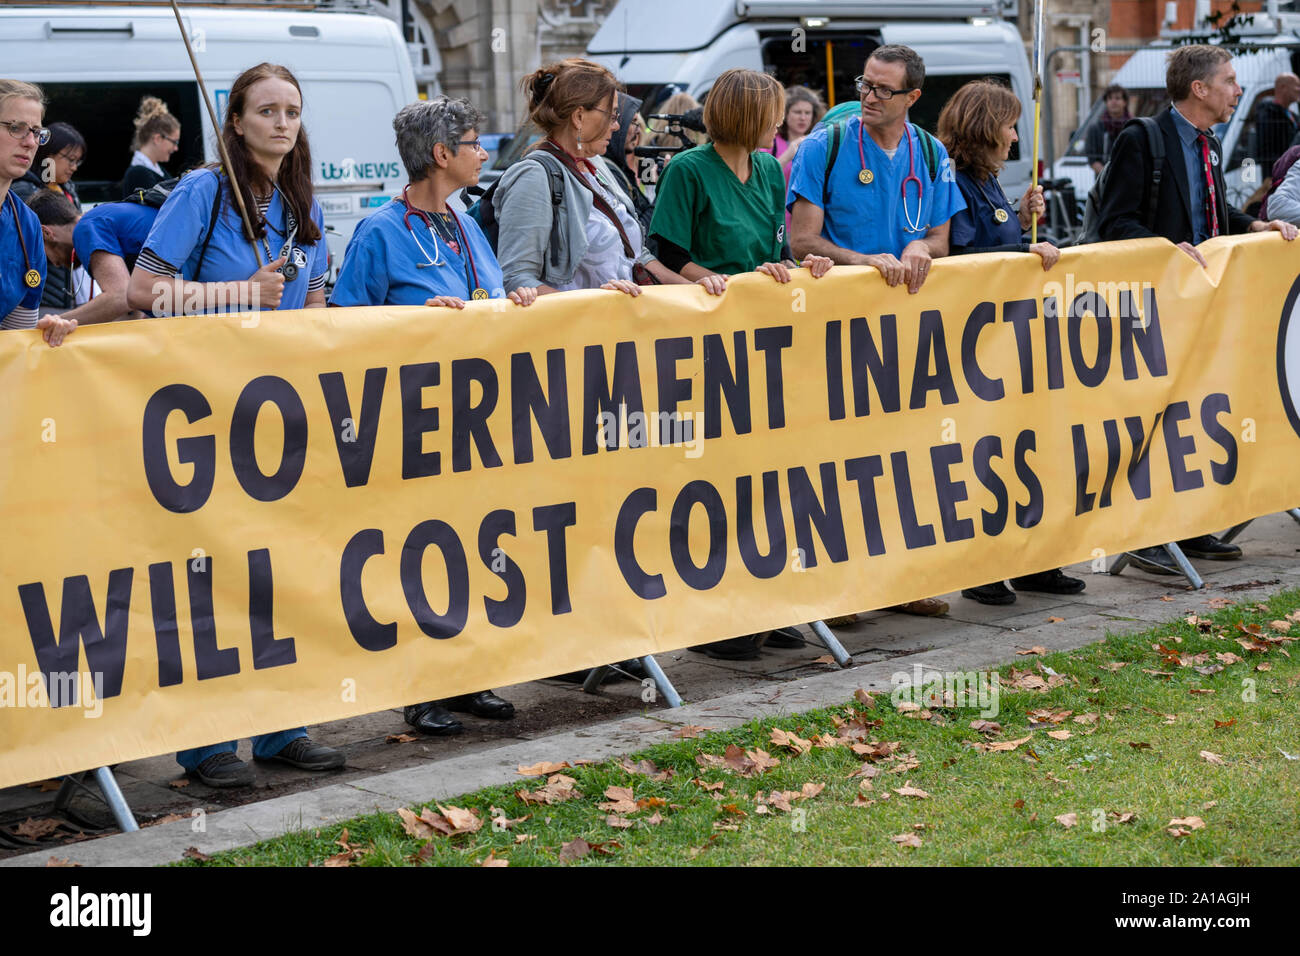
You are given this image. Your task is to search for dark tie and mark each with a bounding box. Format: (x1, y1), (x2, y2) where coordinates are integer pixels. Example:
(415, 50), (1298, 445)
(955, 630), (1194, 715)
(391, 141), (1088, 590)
(1196, 132), (1220, 238)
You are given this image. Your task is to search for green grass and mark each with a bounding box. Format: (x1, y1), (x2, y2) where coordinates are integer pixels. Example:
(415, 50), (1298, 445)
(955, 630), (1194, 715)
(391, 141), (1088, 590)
(177, 589), (1300, 867)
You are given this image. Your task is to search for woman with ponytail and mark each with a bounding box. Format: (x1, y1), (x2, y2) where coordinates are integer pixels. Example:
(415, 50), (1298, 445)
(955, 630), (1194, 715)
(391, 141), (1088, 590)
(122, 96), (181, 196)
(128, 62), (328, 319)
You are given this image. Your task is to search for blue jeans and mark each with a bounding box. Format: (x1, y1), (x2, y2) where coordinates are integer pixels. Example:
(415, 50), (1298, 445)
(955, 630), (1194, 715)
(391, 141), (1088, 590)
(176, 727), (307, 771)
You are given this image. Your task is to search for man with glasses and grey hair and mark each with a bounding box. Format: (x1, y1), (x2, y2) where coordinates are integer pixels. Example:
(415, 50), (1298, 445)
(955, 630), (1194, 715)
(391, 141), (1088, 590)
(330, 95), (537, 310)
(787, 44), (965, 298)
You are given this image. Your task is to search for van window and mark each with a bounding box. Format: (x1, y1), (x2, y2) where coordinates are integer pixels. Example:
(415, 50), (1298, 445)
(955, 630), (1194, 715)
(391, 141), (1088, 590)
(914, 73), (1020, 160)
(760, 32), (881, 108)
(37, 81), (204, 204)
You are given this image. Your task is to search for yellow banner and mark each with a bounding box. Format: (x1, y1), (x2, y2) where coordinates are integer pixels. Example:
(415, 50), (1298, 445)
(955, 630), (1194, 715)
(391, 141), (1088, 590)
(3, 236), (1300, 787)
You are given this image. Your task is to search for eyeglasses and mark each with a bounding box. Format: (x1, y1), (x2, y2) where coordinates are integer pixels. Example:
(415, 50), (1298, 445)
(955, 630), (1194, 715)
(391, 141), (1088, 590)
(455, 138), (485, 150)
(57, 152), (83, 168)
(1, 120), (51, 146)
(161, 134), (180, 147)
(854, 77), (917, 100)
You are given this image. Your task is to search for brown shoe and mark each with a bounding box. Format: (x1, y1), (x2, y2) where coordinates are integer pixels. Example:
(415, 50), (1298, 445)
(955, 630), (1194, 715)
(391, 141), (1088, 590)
(890, 597), (949, 617)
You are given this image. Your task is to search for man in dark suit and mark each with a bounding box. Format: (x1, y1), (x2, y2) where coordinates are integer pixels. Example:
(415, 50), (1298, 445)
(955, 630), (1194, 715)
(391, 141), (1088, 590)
(1099, 44), (1298, 575)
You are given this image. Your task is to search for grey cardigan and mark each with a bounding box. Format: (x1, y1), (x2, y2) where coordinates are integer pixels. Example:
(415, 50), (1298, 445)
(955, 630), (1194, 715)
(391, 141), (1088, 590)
(493, 151), (653, 290)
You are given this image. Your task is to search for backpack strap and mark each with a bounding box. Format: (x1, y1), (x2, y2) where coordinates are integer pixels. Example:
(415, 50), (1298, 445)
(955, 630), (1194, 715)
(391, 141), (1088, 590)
(193, 172), (224, 279)
(527, 150), (566, 269)
(1137, 116), (1164, 232)
(823, 121), (845, 208)
(913, 125), (941, 182)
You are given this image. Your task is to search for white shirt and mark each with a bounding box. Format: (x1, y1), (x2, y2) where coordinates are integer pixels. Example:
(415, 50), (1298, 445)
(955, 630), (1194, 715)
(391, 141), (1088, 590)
(130, 150), (164, 176)
(553, 165), (641, 292)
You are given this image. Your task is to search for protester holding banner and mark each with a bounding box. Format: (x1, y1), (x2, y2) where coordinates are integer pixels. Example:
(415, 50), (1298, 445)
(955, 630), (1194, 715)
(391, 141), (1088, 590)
(0, 79), (75, 346)
(26, 188), (84, 315)
(649, 67), (833, 293)
(495, 58), (706, 297)
(128, 62), (328, 318)
(330, 96), (537, 310)
(787, 44), (965, 296)
(58, 190), (161, 325)
(1097, 44), (1298, 576)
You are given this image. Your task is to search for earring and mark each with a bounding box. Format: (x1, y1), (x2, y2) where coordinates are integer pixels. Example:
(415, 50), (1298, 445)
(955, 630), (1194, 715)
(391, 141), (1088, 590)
(576, 132), (584, 153)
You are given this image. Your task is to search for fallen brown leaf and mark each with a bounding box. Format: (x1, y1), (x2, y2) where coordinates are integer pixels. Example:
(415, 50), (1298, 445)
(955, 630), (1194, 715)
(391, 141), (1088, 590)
(1016, 646), (1047, 656)
(182, 846), (210, 862)
(854, 689), (876, 708)
(559, 838), (590, 862)
(1047, 616), (1065, 624)
(45, 856), (80, 867)
(168, 778), (190, 790)
(1214, 718), (1236, 730)
(14, 818), (61, 840)
(1047, 729), (1072, 740)
(1054, 812), (1078, 828)
(769, 727), (813, 754)
(891, 832), (922, 847)
(385, 733), (418, 744)
(480, 851), (508, 867)
(516, 760), (571, 776)
(969, 719), (1003, 734)
(673, 725), (713, 739)
(605, 815), (634, 829)
(1199, 750), (1225, 765)
(893, 783), (930, 799)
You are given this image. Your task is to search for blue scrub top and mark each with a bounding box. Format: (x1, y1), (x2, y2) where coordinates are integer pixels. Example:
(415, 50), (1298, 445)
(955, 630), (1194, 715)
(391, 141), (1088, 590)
(73, 201), (159, 280)
(329, 198), (506, 307)
(787, 116), (966, 259)
(1, 192), (47, 318)
(950, 168), (1024, 252)
(142, 168), (327, 312)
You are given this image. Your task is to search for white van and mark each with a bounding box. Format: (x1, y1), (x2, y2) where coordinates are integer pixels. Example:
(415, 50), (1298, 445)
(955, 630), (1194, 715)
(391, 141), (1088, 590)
(0, 2), (418, 278)
(584, 0), (1035, 200)
(1053, 36), (1299, 211)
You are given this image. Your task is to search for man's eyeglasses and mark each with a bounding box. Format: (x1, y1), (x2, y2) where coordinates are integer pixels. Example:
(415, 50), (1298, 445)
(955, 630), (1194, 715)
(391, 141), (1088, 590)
(1, 121), (51, 146)
(854, 77), (917, 100)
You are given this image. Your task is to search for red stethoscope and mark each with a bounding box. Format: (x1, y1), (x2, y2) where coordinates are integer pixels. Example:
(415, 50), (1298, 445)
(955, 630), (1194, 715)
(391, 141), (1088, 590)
(857, 121), (925, 234)
(399, 186), (487, 300)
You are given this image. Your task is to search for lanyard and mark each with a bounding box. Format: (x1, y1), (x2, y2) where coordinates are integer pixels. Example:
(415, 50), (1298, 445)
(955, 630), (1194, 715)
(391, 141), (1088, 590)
(260, 187), (300, 280)
(857, 121), (925, 233)
(400, 186), (486, 299)
(975, 174), (1014, 227)
(7, 192), (41, 289)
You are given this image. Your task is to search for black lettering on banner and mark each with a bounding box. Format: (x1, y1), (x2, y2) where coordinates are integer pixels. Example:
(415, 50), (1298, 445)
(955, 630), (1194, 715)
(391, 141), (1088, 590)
(889, 451), (937, 549)
(788, 462), (849, 567)
(1014, 430), (1044, 528)
(148, 562), (183, 687)
(615, 487), (666, 599)
(1003, 299), (1038, 394)
(582, 341), (645, 454)
(248, 548), (295, 669)
(844, 455), (887, 556)
(930, 443), (975, 542)
(452, 358), (504, 472)
(735, 472), (786, 577)
(960, 302), (1005, 401)
(533, 502), (576, 615)
(399, 361), (441, 479)
(669, 480), (727, 590)
(1099, 418), (1123, 508)
(909, 310), (958, 409)
(339, 529), (397, 651)
(704, 332), (752, 438)
(753, 326), (792, 429)
(1200, 392), (1237, 485)
(17, 570), (132, 702)
(319, 367), (387, 488)
(656, 336), (695, 445)
(479, 509), (526, 628)
(972, 436), (1008, 536)
(1068, 292), (1112, 388)
(142, 384), (215, 513)
(511, 350), (571, 464)
(189, 557), (240, 679)
(1070, 424), (1096, 515)
(1123, 412), (1162, 500)
(1161, 400), (1204, 492)
(850, 315), (900, 415)
(401, 519), (469, 639)
(229, 376), (308, 502)
(1042, 295), (1065, 390)
(824, 320), (845, 421)
(1119, 288), (1167, 380)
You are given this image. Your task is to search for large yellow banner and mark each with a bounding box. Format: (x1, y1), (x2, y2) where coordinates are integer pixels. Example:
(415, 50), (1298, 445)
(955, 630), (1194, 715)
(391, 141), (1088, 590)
(2, 235), (1300, 788)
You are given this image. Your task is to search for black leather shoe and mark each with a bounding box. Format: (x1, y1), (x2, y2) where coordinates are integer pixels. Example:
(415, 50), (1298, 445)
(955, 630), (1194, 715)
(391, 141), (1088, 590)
(191, 752), (253, 788)
(764, 627), (806, 648)
(404, 701), (464, 735)
(1177, 534), (1242, 561)
(257, 736), (346, 771)
(688, 635), (763, 660)
(962, 581), (1016, 605)
(443, 690), (515, 720)
(1126, 546), (1180, 575)
(1010, 568), (1086, 595)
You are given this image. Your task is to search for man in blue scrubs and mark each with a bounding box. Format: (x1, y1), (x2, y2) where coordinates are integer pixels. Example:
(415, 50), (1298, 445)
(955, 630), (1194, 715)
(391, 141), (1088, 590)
(68, 199), (158, 324)
(788, 44), (966, 295)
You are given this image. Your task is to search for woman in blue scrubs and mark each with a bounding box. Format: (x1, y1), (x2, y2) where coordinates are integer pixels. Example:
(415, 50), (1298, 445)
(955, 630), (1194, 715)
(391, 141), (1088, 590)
(332, 95), (532, 737)
(127, 64), (328, 319)
(0, 79), (75, 346)
(937, 80), (1082, 607)
(126, 64), (342, 786)
(330, 96), (536, 310)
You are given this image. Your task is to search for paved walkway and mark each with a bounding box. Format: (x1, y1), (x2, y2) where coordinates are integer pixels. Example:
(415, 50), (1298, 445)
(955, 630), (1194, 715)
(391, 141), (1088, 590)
(3, 514), (1297, 866)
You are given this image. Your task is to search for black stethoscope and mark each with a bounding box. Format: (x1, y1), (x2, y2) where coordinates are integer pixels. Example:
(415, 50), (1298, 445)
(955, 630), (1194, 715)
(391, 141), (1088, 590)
(857, 121), (925, 234)
(6, 192), (42, 289)
(399, 186), (487, 300)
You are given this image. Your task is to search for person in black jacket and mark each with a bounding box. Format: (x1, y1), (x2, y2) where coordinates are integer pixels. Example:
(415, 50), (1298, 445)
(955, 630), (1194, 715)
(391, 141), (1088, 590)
(122, 96), (180, 197)
(1253, 72), (1299, 186)
(1098, 44), (1297, 575)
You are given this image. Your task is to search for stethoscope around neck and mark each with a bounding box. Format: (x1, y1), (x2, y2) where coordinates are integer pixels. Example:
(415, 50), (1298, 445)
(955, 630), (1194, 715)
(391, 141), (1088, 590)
(858, 120), (926, 234)
(399, 185), (486, 298)
(6, 192), (42, 290)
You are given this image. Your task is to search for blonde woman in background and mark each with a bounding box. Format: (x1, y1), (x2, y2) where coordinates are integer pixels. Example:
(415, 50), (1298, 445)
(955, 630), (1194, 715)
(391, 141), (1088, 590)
(122, 96), (181, 197)
(647, 91), (708, 151)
